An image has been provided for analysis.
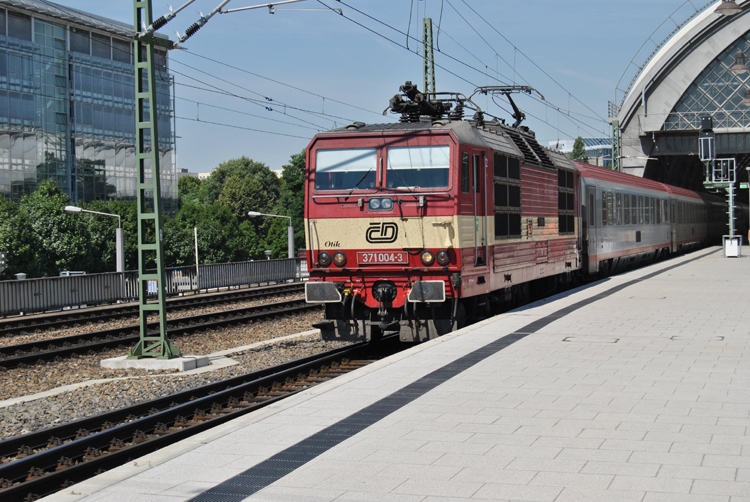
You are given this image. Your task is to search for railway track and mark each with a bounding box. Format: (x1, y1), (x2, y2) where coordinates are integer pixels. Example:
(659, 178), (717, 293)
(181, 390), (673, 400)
(0, 336), (401, 502)
(0, 299), (321, 368)
(0, 283), (305, 336)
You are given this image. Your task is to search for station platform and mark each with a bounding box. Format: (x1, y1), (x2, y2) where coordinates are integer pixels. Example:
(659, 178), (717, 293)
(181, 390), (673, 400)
(47, 246), (749, 502)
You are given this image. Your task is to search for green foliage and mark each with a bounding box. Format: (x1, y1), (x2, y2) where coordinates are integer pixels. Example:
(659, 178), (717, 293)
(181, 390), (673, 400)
(164, 202), (264, 265)
(278, 150), (306, 255)
(203, 157), (280, 210)
(0, 194), (33, 279)
(178, 176), (204, 206)
(570, 136), (589, 163)
(0, 151), (309, 279)
(21, 181), (87, 276)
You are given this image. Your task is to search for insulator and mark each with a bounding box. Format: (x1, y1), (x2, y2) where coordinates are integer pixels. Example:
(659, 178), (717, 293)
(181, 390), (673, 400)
(450, 103), (464, 121)
(399, 113), (410, 123)
(152, 16), (168, 30)
(184, 22), (202, 39)
(408, 111), (421, 123)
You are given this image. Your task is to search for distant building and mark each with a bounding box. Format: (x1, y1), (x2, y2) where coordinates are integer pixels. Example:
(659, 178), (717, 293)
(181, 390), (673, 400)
(176, 168), (198, 180)
(0, 0), (176, 210)
(548, 138), (612, 168)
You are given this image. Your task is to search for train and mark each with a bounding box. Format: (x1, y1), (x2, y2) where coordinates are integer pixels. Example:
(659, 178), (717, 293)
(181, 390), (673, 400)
(303, 82), (740, 343)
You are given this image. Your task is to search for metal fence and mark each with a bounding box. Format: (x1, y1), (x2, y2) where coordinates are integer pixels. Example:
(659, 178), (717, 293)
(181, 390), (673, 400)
(0, 258), (304, 317)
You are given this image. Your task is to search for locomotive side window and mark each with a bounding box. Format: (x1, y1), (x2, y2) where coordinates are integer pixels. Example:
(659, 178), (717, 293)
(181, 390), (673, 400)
(315, 148), (377, 191)
(386, 145), (450, 189)
(557, 168), (574, 234)
(461, 152), (470, 193)
(494, 153), (522, 239)
(624, 195), (630, 225)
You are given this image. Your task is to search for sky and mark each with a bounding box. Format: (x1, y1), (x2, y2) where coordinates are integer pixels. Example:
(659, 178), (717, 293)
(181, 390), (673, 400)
(51, 0), (714, 173)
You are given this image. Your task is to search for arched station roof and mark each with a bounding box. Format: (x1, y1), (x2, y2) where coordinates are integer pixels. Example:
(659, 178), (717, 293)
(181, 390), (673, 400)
(615, 0), (750, 175)
(618, 0), (750, 134)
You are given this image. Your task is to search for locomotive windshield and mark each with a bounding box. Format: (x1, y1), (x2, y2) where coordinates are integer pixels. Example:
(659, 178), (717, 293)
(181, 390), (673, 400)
(315, 148), (377, 191)
(386, 145), (450, 189)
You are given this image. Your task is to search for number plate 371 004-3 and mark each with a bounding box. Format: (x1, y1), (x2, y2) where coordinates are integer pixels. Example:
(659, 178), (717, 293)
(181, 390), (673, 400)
(357, 252), (408, 265)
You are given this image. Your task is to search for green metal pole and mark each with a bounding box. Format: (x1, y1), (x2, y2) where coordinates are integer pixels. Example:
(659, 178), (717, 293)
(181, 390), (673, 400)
(129, 0), (180, 359)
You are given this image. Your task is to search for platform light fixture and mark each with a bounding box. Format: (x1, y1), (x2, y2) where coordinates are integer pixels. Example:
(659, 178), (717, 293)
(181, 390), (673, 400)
(716, 0), (742, 16)
(247, 211), (295, 259)
(64, 205), (124, 273)
(731, 50), (750, 73)
(741, 88), (750, 106)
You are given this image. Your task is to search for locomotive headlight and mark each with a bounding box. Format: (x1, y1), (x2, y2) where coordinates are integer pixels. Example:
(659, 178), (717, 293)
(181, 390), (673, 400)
(367, 198), (393, 211)
(436, 249), (450, 266)
(420, 250), (435, 266)
(333, 251), (347, 267)
(318, 251), (332, 266)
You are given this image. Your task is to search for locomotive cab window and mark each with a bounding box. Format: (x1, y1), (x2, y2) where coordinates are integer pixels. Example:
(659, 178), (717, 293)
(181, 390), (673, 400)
(494, 153), (522, 239)
(315, 148), (377, 191)
(386, 145), (450, 189)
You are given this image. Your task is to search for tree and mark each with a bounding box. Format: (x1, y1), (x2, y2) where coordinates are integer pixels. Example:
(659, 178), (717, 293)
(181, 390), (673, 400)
(178, 176), (203, 207)
(203, 157), (280, 209)
(277, 150), (306, 254)
(216, 175), (267, 221)
(18, 181), (87, 276)
(0, 194), (34, 279)
(570, 136), (589, 163)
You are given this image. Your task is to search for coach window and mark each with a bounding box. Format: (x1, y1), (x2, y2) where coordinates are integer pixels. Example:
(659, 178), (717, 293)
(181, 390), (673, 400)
(664, 200), (669, 224)
(494, 153), (522, 239)
(624, 195), (630, 225)
(589, 193), (595, 224)
(601, 192), (607, 226)
(616, 193), (622, 225)
(461, 153), (470, 193)
(387, 145), (450, 189)
(653, 199), (657, 224)
(657, 200), (662, 224)
(315, 148), (377, 190)
(607, 192), (614, 226)
(631, 195), (637, 225)
(557, 168), (575, 234)
(638, 196), (644, 224)
(645, 197), (650, 224)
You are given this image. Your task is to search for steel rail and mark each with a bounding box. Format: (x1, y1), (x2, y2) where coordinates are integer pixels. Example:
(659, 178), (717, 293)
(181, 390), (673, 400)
(0, 283), (304, 336)
(0, 337), (400, 502)
(0, 300), (321, 368)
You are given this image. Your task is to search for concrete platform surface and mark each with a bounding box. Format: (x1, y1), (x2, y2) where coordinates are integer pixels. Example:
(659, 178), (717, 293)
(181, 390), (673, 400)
(46, 246), (749, 502)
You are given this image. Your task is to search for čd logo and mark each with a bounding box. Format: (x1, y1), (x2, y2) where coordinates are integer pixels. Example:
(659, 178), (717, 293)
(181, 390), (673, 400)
(366, 222), (398, 243)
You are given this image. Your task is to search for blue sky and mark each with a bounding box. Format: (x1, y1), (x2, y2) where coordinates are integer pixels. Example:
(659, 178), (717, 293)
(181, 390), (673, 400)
(53, 0), (707, 172)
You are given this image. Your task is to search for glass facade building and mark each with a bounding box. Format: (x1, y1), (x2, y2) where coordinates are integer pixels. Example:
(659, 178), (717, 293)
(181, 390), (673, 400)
(0, 0), (176, 209)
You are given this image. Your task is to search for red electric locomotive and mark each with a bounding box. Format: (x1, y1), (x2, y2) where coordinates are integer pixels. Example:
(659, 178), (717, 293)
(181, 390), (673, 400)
(304, 83), (580, 342)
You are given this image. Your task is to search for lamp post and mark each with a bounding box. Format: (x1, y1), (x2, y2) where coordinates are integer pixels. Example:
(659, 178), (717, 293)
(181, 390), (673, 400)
(247, 211), (295, 259)
(65, 206), (125, 272)
(716, 0), (742, 16)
